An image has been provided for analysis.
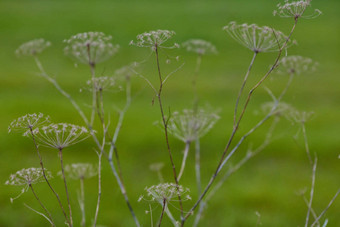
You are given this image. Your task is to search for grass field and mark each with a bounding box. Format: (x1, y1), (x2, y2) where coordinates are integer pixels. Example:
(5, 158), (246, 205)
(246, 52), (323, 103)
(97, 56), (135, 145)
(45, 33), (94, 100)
(0, 0), (339, 226)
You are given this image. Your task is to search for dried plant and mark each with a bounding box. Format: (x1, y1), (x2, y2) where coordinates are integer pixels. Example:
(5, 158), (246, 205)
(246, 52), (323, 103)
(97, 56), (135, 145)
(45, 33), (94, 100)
(274, 0), (322, 19)
(15, 39), (51, 57)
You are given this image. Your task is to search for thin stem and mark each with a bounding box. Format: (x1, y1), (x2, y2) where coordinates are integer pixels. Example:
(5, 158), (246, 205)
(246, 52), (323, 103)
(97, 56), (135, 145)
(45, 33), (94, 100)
(302, 195), (320, 227)
(154, 45), (184, 222)
(90, 63), (97, 127)
(58, 148), (73, 227)
(195, 137), (202, 195)
(183, 19), (299, 223)
(192, 54), (202, 112)
(29, 184), (55, 227)
(29, 128), (71, 226)
(93, 152), (103, 227)
(305, 157), (317, 227)
(302, 122), (313, 165)
(233, 52), (257, 127)
(177, 141), (191, 181)
(158, 199), (167, 227)
(24, 203), (54, 226)
(79, 177), (86, 227)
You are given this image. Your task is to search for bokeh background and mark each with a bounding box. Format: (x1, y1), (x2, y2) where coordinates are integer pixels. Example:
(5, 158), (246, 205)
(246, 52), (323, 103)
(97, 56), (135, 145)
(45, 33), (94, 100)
(0, 0), (339, 226)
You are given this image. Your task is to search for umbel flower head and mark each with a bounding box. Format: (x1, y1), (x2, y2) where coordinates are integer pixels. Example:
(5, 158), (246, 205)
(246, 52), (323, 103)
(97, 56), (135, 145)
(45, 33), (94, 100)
(60, 163), (97, 180)
(129, 30), (179, 50)
(223, 22), (295, 53)
(5, 167), (52, 202)
(8, 113), (50, 136)
(83, 76), (121, 93)
(276, 55), (318, 75)
(64, 32), (119, 65)
(139, 183), (191, 203)
(166, 109), (220, 143)
(261, 101), (295, 117)
(288, 109), (314, 124)
(34, 123), (91, 150)
(15, 39), (51, 57)
(182, 39), (218, 55)
(274, 0), (322, 19)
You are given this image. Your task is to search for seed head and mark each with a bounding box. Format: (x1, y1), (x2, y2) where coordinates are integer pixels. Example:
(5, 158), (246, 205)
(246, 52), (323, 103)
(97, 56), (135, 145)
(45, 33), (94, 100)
(166, 109), (220, 143)
(149, 162), (164, 172)
(114, 62), (140, 81)
(8, 113), (50, 136)
(276, 55), (318, 75)
(60, 163), (97, 180)
(64, 32), (119, 65)
(83, 76), (121, 93)
(139, 183), (191, 203)
(223, 22), (295, 53)
(34, 123), (91, 150)
(182, 39), (218, 55)
(273, 0), (322, 19)
(130, 30), (179, 51)
(261, 102), (295, 117)
(15, 39), (51, 57)
(288, 110), (314, 124)
(5, 167), (51, 186)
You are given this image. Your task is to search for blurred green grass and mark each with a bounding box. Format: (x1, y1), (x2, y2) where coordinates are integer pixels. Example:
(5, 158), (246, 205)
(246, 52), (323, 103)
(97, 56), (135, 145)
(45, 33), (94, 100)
(0, 0), (339, 226)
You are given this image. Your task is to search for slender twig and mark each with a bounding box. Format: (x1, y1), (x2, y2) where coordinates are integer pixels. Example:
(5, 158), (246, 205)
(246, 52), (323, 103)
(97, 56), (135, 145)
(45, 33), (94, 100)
(158, 199), (167, 227)
(29, 128), (71, 225)
(305, 156), (317, 227)
(177, 141), (191, 181)
(29, 184), (55, 227)
(79, 177), (86, 227)
(302, 121), (313, 165)
(302, 195), (320, 227)
(154, 44), (184, 222)
(311, 189), (340, 227)
(24, 203), (54, 226)
(233, 52), (258, 127)
(183, 19), (299, 223)
(58, 148), (73, 227)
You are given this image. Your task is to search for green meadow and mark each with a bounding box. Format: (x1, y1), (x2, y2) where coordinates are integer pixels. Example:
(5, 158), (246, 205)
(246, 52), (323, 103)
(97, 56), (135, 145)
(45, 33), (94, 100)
(0, 0), (339, 226)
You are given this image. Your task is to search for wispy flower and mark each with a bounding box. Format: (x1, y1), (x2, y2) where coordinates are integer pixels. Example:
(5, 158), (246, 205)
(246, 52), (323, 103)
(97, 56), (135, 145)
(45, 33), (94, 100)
(130, 30), (179, 51)
(83, 76), (121, 93)
(64, 32), (119, 65)
(261, 102), (295, 117)
(5, 168), (52, 201)
(15, 39), (51, 57)
(166, 109), (220, 143)
(34, 123), (91, 150)
(182, 39), (218, 55)
(223, 22), (295, 53)
(114, 62), (139, 80)
(8, 113), (50, 136)
(60, 163), (97, 180)
(276, 55), (318, 75)
(273, 0), (322, 19)
(288, 110), (314, 124)
(139, 183), (191, 203)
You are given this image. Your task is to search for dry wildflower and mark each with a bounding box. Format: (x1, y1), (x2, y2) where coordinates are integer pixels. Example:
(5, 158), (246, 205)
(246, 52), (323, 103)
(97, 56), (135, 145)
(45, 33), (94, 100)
(166, 109), (220, 143)
(129, 30), (179, 51)
(34, 123), (91, 150)
(288, 110), (314, 124)
(15, 39), (51, 57)
(8, 113), (50, 136)
(60, 163), (97, 180)
(273, 0), (322, 19)
(276, 55), (318, 75)
(223, 22), (295, 53)
(83, 76), (121, 92)
(139, 183), (191, 203)
(114, 62), (139, 80)
(64, 32), (119, 65)
(149, 162), (164, 172)
(182, 39), (218, 55)
(261, 102), (295, 117)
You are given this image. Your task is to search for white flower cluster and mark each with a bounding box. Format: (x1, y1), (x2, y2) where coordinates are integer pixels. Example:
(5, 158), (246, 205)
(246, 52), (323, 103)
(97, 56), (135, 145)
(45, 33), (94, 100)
(167, 109), (220, 143)
(276, 55), (318, 75)
(8, 113), (50, 136)
(261, 102), (294, 117)
(130, 30), (179, 50)
(15, 39), (51, 57)
(84, 76), (120, 92)
(5, 167), (52, 186)
(274, 0), (321, 19)
(61, 163), (97, 180)
(139, 183), (191, 203)
(182, 39), (218, 55)
(288, 110), (314, 124)
(223, 22), (294, 53)
(64, 32), (119, 65)
(34, 123), (90, 150)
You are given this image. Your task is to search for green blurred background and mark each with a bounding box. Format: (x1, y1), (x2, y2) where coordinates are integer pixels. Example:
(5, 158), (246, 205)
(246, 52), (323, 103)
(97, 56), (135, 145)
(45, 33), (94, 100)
(0, 0), (339, 226)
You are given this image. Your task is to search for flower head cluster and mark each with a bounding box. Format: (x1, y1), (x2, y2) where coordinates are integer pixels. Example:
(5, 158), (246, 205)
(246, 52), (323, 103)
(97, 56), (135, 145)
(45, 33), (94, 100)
(8, 113), (50, 136)
(274, 0), (322, 19)
(261, 102), (294, 117)
(139, 183), (191, 203)
(223, 22), (295, 53)
(130, 30), (179, 50)
(288, 110), (314, 124)
(166, 109), (220, 143)
(60, 163), (97, 180)
(114, 62), (139, 80)
(15, 39), (51, 57)
(34, 123), (90, 150)
(276, 55), (318, 75)
(83, 76), (121, 93)
(64, 32), (119, 65)
(5, 167), (51, 186)
(182, 39), (218, 55)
